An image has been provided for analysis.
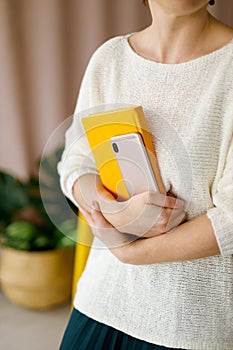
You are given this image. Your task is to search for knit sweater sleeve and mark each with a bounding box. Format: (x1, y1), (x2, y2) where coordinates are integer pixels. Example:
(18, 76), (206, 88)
(57, 52), (99, 207)
(207, 135), (233, 256)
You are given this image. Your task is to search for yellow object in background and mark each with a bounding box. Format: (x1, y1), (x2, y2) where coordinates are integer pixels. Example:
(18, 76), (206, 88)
(72, 212), (93, 301)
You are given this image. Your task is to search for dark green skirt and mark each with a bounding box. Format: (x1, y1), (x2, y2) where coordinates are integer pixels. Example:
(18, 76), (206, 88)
(59, 308), (182, 350)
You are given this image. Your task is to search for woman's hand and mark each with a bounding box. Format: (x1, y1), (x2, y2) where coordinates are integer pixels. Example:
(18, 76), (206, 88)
(98, 191), (186, 238)
(78, 202), (163, 265)
(74, 175), (185, 238)
(78, 203), (135, 250)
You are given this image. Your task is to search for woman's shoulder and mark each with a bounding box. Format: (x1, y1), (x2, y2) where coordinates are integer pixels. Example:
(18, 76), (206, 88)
(88, 34), (129, 65)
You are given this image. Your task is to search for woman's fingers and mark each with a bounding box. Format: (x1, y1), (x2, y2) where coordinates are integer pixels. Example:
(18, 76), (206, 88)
(142, 207), (186, 238)
(146, 191), (184, 209)
(116, 203), (163, 235)
(146, 206), (186, 232)
(79, 206), (94, 225)
(79, 204), (108, 229)
(91, 204), (113, 229)
(121, 204), (186, 237)
(79, 203), (132, 248)
(166, 208), (187, 232)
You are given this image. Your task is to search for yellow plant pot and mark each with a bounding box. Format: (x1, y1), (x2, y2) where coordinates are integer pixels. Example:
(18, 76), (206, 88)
(0, 247), (74, 309)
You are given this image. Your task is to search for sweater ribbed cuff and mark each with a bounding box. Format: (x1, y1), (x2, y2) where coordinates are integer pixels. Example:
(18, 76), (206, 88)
(206, 207), (233, 256)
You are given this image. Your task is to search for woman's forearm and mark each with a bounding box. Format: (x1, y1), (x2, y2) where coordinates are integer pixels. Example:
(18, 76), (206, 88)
(126, 214), (220, 264)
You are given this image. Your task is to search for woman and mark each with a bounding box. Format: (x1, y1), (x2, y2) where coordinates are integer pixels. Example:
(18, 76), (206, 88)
(58, 0), (233, 349)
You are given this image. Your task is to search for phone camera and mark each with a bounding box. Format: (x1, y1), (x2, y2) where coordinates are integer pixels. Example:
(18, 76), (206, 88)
(112, 143), (119, 153)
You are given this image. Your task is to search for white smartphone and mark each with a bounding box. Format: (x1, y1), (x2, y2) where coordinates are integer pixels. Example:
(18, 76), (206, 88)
(110, 133), (159, 197)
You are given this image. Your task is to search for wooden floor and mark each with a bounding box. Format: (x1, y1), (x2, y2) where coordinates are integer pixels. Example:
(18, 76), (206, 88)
(0, 290), (70, 350)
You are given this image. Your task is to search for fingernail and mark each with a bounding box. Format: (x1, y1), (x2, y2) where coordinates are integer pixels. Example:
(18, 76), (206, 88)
(91, 201), (100, 210)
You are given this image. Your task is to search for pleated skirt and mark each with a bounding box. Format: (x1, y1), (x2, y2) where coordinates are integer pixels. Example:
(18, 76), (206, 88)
(59, 308), (182, 350)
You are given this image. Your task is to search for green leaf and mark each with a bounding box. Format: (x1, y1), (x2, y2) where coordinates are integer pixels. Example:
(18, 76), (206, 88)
(5, 221), (38, 241)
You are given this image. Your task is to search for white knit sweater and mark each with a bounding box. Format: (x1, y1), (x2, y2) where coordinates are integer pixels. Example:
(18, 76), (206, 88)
(58, 35), (233, 350)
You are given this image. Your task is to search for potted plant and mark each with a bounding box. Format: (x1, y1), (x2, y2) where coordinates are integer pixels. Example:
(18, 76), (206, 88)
(0, 148), (77, 309)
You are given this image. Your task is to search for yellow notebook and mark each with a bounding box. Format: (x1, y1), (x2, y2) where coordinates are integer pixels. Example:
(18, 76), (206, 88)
(82, 106), (166, 199)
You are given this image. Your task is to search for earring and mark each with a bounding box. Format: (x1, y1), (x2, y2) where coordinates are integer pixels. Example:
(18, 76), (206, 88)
(209, 0), (215, 5)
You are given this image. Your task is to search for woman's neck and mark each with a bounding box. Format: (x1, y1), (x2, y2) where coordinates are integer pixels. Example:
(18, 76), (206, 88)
(150, 5), (212, 62)
(131, 4), (217, 64)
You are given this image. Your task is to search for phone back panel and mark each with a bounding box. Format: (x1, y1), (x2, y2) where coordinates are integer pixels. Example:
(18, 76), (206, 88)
(111, 133), (159, 197)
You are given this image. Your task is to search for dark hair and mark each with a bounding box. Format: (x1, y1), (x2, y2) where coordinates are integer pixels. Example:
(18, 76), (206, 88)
(143, 0), (214, 6)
